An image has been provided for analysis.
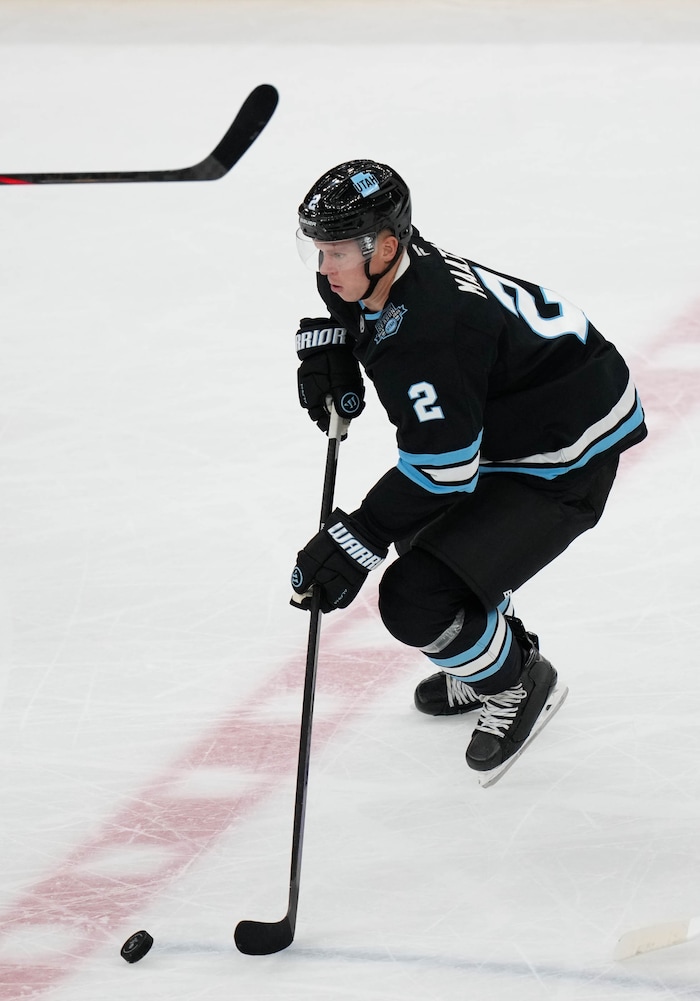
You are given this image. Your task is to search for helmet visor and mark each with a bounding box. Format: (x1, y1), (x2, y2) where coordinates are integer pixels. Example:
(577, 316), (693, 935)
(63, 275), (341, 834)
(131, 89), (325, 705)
(296, 229), (378, 274)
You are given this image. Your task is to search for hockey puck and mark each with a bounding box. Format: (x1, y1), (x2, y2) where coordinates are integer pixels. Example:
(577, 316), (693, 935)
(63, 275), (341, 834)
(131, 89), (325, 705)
(120, 929), (154, 963)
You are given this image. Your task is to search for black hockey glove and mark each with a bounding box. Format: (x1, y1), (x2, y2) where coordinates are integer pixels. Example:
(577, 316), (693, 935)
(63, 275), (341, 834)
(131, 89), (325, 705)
(296, 317), (365, 433)
(291, 509), (387, 613)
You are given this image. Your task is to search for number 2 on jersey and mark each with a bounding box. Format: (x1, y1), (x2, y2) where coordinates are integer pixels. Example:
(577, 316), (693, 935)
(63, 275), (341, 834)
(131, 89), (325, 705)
(473, 266), (589, 343)
(409, 381), (445, 423)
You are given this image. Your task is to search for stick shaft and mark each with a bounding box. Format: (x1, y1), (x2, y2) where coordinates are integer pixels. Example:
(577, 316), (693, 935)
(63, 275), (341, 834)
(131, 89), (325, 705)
(286, 409), (343, 932)
(234, 406), (346, 955)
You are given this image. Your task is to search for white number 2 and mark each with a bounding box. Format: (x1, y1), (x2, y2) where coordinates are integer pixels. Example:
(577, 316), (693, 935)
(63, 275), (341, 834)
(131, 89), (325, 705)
(473, 266), (589, 343)
(409, 382), (445, 423)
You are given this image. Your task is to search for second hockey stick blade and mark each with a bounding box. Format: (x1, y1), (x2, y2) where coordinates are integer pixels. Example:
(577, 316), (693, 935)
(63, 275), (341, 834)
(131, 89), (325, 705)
(0, 83), (278, 185)
(614, 916), (700, 960)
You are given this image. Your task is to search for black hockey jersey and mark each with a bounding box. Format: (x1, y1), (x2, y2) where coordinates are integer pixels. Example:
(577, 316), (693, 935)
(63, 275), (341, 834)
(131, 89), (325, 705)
(313, 228), (647, 546)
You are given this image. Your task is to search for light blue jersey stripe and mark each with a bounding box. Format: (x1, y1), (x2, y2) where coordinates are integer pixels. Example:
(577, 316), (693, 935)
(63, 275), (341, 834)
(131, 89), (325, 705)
(398, 432), (482, 494)
(481, 392), (644, 479)
(397, 459), (478, 494)
(398, 432), (482, 469)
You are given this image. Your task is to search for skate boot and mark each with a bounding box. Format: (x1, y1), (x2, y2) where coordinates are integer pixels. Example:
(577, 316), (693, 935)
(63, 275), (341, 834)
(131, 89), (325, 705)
(414, 672), (482, 716)
(466, 620), (567, 786)
(413, 624), (540, 717)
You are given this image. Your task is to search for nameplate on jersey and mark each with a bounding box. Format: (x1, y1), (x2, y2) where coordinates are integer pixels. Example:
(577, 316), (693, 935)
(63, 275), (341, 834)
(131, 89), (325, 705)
(435, 247), (487, 298)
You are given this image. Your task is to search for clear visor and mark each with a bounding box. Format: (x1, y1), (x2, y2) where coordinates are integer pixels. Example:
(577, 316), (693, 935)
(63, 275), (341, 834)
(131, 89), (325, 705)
(296, 229), (378, 273)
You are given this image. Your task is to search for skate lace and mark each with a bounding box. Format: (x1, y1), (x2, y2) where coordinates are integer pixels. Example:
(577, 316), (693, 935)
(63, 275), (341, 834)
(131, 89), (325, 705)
(445, 674), (479, 708)
(475, 684), (528, 737)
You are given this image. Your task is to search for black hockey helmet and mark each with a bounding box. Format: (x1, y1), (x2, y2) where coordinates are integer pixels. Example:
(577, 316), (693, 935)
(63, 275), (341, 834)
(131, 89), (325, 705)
(298, 160), (412, 248)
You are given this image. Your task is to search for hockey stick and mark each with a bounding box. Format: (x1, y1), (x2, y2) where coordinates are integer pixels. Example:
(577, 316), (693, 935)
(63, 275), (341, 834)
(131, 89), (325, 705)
(0, 83), (278, 185)
(234, 403), (347, 956)
(614, 915), (700, 960)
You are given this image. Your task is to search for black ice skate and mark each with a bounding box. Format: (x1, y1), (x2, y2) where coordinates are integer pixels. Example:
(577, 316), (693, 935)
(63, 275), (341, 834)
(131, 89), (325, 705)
(414, 626), (540, 717)
(414, 671), (482, 716)
(466, 621), (568, 788)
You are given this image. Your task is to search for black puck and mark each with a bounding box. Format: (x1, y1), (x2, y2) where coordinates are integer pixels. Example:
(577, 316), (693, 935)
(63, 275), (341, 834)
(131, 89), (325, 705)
(120, 929), (154, 963)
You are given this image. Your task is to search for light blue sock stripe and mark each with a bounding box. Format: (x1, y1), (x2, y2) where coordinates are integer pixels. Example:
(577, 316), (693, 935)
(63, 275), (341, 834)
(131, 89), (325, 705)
(449, 630), (513, 684)
(497, 593), (513, 616)
(427, 607), (499, 669)
(428, 612), (515, 683)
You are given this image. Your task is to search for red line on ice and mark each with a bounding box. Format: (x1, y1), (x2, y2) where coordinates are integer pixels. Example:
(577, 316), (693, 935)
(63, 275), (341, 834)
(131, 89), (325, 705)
(0, 603), (416, 997)
(0, 302), (698, 997)
(625, 301), (700, 459)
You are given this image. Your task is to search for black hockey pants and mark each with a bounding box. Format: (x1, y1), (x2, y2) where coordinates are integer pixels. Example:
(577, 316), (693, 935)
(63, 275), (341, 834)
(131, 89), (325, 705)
(378, 456), (619, 695)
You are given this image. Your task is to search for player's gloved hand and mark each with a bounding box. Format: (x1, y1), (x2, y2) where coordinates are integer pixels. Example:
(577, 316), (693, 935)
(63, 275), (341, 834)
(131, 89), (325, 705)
(296, 317), (365, 433)
(291, 509), (387, 613)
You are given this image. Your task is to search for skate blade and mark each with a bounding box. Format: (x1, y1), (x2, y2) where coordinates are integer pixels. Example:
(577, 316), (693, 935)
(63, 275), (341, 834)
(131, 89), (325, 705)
(477, 684), (569, 789)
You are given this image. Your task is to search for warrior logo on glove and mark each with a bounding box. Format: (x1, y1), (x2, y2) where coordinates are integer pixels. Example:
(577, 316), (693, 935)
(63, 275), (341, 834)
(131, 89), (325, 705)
(327, 521), (384, 569)
(340, 392), (362, 415)
(295, 324), (347, 353)
(295, 317), (366, 431)
(291, 509), (387, 613)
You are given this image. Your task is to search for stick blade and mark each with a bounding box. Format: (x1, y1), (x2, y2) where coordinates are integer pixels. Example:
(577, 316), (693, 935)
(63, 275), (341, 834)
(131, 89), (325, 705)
(234, 916), (294, 956)
(205, 83), (278, 176)
(614, 918), (692, 960)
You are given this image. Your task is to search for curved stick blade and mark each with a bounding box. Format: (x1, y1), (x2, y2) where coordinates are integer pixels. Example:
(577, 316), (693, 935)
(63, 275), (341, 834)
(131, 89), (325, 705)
(234, 917), (294, 955)
(206, 83), (278, 176)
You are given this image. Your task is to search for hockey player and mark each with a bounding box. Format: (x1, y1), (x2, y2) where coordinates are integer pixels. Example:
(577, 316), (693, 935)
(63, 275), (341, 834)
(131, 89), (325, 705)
(290, 160), (647, 781)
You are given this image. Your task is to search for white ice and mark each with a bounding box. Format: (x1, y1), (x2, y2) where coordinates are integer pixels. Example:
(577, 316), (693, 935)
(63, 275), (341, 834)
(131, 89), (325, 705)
(0, 2), (699, 998)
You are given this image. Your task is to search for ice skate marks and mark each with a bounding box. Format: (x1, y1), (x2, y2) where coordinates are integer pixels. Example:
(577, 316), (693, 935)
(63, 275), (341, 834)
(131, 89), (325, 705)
(477, 684), (569, 788)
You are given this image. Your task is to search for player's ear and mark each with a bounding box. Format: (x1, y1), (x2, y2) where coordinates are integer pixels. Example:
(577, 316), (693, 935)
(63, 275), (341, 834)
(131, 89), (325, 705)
(379, 233), (399, 263)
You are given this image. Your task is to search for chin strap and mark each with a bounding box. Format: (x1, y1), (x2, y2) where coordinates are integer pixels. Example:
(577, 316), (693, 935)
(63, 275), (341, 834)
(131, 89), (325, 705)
(361, 245), (404, 300)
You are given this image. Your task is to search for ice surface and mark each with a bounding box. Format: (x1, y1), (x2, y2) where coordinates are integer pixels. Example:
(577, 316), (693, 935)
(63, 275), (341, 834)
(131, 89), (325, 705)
(0, 2), (699, 998)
